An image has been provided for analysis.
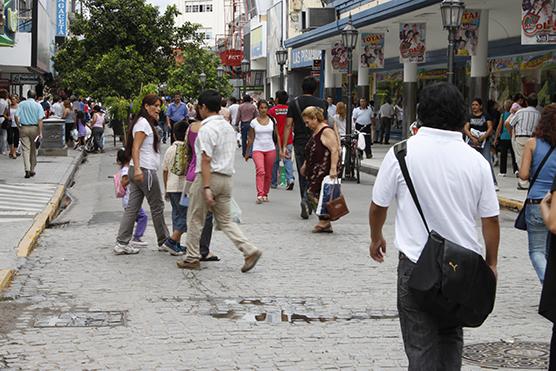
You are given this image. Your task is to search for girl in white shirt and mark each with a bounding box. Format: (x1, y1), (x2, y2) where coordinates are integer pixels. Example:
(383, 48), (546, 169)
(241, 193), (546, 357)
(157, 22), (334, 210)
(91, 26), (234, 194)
(245, 100), (277, 204)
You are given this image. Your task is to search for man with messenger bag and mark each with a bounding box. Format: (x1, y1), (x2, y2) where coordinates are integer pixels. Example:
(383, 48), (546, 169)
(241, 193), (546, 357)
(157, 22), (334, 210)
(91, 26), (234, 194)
(369, 82), (500, 370)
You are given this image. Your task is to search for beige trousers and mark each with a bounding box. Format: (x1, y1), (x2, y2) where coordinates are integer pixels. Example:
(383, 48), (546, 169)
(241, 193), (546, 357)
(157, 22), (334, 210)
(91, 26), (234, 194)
(19, 125), (39, 172)
(512, 135), (530, 189)
(184, 173), (258, 262)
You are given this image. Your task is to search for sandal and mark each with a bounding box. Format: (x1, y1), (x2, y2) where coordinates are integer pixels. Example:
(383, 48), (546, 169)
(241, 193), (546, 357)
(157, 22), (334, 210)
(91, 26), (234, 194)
(262, 196), (269, 202)
(312, 224), (333, 233)
(256, 197), (263, 204)
(200, 253), (220, 262)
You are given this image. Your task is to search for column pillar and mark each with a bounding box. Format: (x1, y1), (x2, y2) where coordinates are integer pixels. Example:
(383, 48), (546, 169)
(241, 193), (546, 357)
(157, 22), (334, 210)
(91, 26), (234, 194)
(357, 51), (370, 100)
(403, 62), (417, 139)
(470, 9), (489, 105)
(324, 49), (336, 99)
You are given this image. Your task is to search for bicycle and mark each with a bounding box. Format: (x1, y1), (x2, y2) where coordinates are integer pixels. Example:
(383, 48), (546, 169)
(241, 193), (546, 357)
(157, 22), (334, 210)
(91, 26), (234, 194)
(339, 131), (362, 184)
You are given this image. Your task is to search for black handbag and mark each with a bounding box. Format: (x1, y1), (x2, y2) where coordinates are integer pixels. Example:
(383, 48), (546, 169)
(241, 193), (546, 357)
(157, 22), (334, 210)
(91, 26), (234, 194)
(515, 144), (556, 230)
(394, 141), (497, 329)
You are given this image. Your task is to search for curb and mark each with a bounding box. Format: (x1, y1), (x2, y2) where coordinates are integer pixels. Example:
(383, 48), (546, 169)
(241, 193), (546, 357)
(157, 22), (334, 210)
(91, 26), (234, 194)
(361, 162), (524, 212)
(0, 151), (84, 292)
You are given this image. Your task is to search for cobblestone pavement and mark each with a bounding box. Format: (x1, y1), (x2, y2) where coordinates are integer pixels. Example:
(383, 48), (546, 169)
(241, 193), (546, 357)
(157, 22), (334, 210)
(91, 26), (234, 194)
(0, 145), (551, 370)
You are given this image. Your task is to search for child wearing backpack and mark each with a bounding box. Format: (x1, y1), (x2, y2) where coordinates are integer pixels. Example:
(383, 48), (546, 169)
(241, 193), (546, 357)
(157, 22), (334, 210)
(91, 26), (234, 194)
(161, 120), (188, 255)
(114, 149), (148, 254)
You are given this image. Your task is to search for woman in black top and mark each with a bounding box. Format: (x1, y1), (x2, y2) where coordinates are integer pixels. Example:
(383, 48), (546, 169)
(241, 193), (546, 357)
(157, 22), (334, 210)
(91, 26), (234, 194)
(539, 177), (556, 370)
(464, 98), (498, 189)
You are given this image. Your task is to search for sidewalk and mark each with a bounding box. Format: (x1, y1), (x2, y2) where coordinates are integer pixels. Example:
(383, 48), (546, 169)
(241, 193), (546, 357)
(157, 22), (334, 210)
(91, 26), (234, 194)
(0, 146), (84, 290)
(361, 142), (527, 211)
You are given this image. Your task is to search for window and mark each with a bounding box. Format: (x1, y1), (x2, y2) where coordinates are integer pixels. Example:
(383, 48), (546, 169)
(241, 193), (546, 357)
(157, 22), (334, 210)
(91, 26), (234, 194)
(192, 4), (199, 12)
(206, 4), (213, 12)
(185, 5), (191, 12)
(184, 2), (212, 13)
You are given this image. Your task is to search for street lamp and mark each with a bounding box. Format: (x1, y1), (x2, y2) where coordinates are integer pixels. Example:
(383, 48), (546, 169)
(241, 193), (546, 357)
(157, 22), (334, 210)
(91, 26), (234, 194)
(241, 58), (250, 96)
(199, 72), (207, 91)
(216, 65), (225, 78)
(276, 46), (288, 91)
(341, 14), (358, 180)
(440, 0), (465, 84)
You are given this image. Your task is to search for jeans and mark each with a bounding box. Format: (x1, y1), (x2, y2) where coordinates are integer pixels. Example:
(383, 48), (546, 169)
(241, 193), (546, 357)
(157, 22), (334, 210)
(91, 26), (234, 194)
(355, 123), (372, 158)
(398, 254), (463, 370)
(478, 138), (497, 186)
(525, 204), (549, 283)
(252, 150), (276, 197)
(377, 117), (393, 144)
(159, 121), (168, 142)
(271, 144), (294, 187)
(294, 142), (309, 204)
(92, 127), (104, 151)
(133, 207), (148, 240)
(241, 122), (250, 157)
(117, 167), (169, 247)
(498, 139), (518, 174)
(168, 192), (188, 233)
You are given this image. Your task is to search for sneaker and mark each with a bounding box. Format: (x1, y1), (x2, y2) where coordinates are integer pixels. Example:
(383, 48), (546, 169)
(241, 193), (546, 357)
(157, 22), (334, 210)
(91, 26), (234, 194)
(241, 249), (262, 273)
(498, 173), (506, 177)
(113, 243), (140, 255)
(130, 239), (148, 248)
(286, 182), (294, 191)
(495, 185), (500, 192)
(300, 201), (309, 219)
(270, 184), (278, 189)
(262, 196), (269, 202)
(515, 170), (520, 177)
(176, 259), (201, 270)
(163, 238), (185, 256)
(256, 196), (263, 204)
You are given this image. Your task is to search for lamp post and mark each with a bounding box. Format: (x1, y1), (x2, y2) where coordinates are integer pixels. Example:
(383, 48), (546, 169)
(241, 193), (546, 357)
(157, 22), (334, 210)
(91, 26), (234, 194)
(216, 65), (225, 78)
(276, 46), (288, 91)
(241, 59), (250, 96)
(341, 15), (358, 179)
(440, 0), (465, 84)
(199, 72), (207, 91)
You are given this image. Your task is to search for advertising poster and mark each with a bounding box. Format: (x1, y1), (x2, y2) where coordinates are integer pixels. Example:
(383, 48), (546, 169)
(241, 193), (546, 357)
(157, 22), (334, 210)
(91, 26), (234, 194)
(251, 26), (263, 59)
(455, 9), (480, 56)
(267, 1), (282, 77)
(399, 23), (426, 63)
(522, 0), (556, 44)
(360, 33), (384, 69)
(0, 0), (17, 47)
(331, 41), (347, 72)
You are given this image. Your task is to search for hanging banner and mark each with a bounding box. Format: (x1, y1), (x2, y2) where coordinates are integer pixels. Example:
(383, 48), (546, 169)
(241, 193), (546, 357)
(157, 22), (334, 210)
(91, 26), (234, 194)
(331, 41), (347, 72)
(522, 0), (556, 44)
(56, 0), (67, 37)
(455, 9), (480, 56)
(399, 23), (426, 63)
(360, 33), (385, 69)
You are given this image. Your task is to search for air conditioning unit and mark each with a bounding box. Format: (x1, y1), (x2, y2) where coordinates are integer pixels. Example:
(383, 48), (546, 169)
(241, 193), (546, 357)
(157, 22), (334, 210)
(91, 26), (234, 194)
(302, 8), (336, 31)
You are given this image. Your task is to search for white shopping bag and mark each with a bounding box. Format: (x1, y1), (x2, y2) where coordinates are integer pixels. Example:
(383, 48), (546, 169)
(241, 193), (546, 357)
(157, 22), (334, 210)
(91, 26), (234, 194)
(316, 176), (342, 217)
(357, 133), (366, 151)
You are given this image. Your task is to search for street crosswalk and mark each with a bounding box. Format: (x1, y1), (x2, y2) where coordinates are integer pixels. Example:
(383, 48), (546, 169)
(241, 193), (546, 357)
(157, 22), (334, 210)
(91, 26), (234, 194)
(0, 183), (58, 224)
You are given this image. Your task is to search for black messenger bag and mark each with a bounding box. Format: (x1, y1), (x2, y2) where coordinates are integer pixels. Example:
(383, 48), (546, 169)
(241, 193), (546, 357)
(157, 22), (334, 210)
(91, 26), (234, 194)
(394, 141), (497, 329)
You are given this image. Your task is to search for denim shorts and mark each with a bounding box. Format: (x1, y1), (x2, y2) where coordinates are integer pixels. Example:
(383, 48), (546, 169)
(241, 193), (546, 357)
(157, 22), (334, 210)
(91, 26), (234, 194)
(168, 192), (188, 233)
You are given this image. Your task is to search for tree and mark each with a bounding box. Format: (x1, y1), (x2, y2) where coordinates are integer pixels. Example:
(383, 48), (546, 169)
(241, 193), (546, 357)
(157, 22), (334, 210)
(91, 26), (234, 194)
(166, 48), (233, 102)
(53, 0), (204, 99)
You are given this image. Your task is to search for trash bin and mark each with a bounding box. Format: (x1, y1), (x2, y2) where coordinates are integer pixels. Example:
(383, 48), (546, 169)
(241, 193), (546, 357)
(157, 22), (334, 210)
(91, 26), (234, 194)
(38, 117), (67, 156)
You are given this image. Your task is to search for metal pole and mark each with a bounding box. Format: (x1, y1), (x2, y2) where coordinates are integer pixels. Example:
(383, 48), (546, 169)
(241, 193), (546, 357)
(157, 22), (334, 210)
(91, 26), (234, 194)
(243, 74), (246, 96)
(279, 64), (284, 91)
(447, 27), (456, 85)
(345, 46), (353, 178)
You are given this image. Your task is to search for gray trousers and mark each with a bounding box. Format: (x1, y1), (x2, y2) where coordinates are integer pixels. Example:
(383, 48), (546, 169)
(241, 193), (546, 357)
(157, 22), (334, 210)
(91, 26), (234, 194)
(117, 167), (169, 246)
(398, 254), (463, 371)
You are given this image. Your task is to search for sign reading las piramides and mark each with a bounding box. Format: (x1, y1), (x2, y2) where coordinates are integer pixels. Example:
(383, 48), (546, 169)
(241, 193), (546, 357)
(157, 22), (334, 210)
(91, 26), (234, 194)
(522, 0), (556, 44)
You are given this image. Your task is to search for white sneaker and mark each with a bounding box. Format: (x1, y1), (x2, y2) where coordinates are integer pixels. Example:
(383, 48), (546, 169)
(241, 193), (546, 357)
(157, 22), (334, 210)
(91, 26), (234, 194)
(515, 170), (520, 177)
(130, 239), (148, 248)
(498, 173), (506, 177)
(113, 243), (140, 255)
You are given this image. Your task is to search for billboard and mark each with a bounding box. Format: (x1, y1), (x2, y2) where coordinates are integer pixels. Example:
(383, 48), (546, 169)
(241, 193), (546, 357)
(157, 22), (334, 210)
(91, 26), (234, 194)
(455, 9), (480, 56)
(399, 23), (426, 63)
(0, 0), (17, 47)
(360, 33), (384, 69)
(522, 0), (556, 44)
(267, 1), (282, 78)
(250, 26), (264, 59)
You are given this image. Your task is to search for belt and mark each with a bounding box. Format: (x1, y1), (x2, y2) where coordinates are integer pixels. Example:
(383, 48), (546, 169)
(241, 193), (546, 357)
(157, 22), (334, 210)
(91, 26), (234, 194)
(515, 135), (531, 138)
(355, 122), (370, 126)
(20, 124), (38, 127)
(525, 198), (543, 204)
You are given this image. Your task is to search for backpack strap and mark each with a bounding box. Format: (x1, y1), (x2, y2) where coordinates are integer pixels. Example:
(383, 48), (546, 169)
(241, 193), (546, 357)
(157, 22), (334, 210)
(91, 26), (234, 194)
(394, 141), (430, 234)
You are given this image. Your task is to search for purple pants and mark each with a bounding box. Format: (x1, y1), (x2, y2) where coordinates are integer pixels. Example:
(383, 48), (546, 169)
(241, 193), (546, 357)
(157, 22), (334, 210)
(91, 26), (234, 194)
(133, 207), (148, 240)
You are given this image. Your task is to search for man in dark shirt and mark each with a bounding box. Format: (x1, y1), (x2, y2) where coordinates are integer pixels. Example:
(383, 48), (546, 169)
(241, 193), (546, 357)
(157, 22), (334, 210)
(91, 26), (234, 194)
(283, 77), (328, 219)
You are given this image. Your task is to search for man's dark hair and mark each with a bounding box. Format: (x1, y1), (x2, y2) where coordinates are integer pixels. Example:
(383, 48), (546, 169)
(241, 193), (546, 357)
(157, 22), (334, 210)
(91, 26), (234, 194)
(173, 120), (188, 141)
(276, 90), (288, 105)
(417, 82), (466, 132)
(221, 98), (227, 108)
(302, 77), (317, 95)
(199, 90), (222, 113)
(0, 89), (8, 99)
(513, 93), (525, 103)
(229, 97), (237, 104)
(242, 94), (252, 103)
(527, 93), (538, 108)
(28, 90), (37, 99)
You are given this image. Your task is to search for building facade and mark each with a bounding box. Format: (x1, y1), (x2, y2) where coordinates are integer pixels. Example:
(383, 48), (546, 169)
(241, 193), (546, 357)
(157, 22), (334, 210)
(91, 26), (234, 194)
(174, 0), (226, 48)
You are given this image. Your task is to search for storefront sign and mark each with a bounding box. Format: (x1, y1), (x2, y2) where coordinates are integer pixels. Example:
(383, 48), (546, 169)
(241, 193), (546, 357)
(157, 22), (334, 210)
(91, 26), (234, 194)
(522, 0), (556, 44)
(0, 0), (17, 47)
(418, 68), (447, 80)
(489, 52), (556, 73)
(332, 41), (347, 72)
(312, 59), (321, 71)
(399, 23), (426, 63)
(10, 73), (39, 84)
(251, 26), (264, 59)
(56, 0), (67, 37)
(456, 9), (480, 56)
(360, 33), (384, 69)
(220, 49), (244, 67)
(290, 48), (321, 69)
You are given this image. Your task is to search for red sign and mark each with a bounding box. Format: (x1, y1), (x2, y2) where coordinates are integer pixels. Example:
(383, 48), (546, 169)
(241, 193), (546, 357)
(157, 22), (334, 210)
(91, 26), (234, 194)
(220, 50), (244, 67)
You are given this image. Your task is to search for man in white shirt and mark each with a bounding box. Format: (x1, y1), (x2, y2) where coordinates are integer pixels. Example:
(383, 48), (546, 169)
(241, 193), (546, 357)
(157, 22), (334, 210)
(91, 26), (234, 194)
(51, 97), (64, 118)
(378, 98), (395, 144)
(177, 90), (262, 272)
(352, 98), (373, 158)
(369, 83), (500, 370)
(326, 96), (336, 118)
(228, 96), (240, 131)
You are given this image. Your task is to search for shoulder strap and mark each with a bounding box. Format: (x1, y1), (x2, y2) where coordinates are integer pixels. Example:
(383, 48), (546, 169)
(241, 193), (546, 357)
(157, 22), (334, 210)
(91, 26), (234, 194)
(394, 141), (430, 234)
(529, 143), (556, 192)
(294, 97), (302, 117)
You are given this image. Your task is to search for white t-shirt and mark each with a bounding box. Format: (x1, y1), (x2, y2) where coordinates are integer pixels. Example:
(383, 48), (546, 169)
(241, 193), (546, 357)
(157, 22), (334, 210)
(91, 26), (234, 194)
(131, 117), (160, 170)
(51, 102), (64, 118)
(0, 98), (8, 125)
(9, 107), (17, 127)
(353, 106), (373, 126)
(372, 127), (499, 263)
(162, 141), (186, 193)
(229, 104), (239, 127)
(333, 114), (347, 136)
(250, 118), (275, 152)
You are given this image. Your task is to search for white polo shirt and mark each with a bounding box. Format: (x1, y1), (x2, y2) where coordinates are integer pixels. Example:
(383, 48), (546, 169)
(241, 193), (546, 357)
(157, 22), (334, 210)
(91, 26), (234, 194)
(372, 127), (499, 263)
